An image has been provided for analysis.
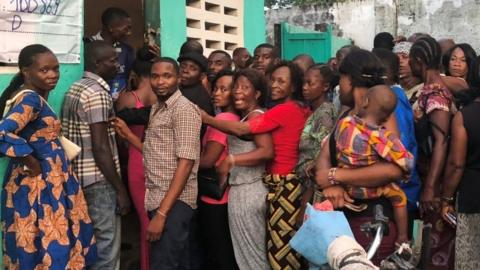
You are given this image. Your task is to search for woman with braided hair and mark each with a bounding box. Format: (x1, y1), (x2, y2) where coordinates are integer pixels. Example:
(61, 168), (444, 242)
(410, 36), (456, 270)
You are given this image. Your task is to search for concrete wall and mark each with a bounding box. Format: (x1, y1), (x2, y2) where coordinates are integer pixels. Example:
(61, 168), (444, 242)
(266, 0), (480, 51)
(186, 0), (244, 56)
(150, 0), (264, 58)
(396, 0), (480, 48)
(265, 0), (377, 49)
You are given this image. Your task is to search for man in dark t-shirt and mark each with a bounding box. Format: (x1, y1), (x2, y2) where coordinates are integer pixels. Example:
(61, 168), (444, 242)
(84, 7), (134, 100)
(177, 52), (214, 116)
(177, 52), (214, 139)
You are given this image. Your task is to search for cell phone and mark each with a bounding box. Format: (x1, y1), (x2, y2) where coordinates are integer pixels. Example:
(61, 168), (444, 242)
(446, 212), (457, 226)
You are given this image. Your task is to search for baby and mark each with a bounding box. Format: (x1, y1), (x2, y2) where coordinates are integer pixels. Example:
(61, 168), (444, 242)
(334, 85), (414, 244)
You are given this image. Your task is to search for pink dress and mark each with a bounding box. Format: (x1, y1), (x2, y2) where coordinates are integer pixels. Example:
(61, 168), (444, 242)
(200, 112), (240, 204)
(128, 91), (150, 270)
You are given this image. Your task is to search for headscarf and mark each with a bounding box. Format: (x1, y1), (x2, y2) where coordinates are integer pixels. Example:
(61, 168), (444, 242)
(393, 41), (413, 55)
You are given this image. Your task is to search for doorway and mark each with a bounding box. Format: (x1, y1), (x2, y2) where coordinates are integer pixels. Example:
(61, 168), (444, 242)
(84, 0), (145, 50)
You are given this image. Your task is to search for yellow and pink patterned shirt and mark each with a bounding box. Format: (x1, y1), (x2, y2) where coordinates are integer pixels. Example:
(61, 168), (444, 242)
(334, 115), (414, 178)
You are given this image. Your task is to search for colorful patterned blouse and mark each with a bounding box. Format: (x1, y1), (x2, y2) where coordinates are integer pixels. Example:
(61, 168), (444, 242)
(335, 115), (414, 177)
(296, 102), (337, 181)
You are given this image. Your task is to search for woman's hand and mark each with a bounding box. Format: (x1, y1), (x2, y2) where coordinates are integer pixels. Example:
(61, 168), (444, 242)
(305, 161), (316, 179)
(199, 109), (210, 123)
(148, 43), (161, 57)
(113, 117), (132, 140)
(315, 167), (330, 189)
(441, 202), (456, 227)
(20, 155), (42, 177)
(413, 108), (424, 122)
(216, 156), (233, 182)
(419, 187), (438, 215)
(322, 185), (353, 209)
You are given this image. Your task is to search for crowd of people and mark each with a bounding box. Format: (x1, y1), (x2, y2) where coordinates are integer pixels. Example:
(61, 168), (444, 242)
(1, 6), (480, 270)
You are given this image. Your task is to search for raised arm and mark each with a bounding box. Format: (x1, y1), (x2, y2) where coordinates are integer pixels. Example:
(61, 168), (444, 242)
(442, 75), (469, 95)
(113, 117), (143, 151)
(202, 110), (251, 136)
(215, 112), (274, 178)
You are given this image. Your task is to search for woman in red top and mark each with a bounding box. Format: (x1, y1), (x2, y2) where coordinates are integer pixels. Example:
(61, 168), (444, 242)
(202, 61), (311, 270)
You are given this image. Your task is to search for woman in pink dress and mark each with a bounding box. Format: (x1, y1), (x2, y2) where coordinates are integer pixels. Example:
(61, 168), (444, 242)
(115, 49), (157, 270)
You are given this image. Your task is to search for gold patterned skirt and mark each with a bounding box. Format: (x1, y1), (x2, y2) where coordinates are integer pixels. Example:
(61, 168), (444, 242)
(263, 172), (306, 270)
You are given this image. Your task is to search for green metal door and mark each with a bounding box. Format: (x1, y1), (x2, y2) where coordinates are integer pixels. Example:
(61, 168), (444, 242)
(279, 22), (351, 63)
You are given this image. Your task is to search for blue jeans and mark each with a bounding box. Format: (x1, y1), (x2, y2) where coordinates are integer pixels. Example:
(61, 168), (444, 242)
(84, 181), (121, 270)
(148, 200), (201, 270)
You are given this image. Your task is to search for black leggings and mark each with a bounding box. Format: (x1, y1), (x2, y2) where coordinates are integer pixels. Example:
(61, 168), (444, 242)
(198, 200), (238, 270)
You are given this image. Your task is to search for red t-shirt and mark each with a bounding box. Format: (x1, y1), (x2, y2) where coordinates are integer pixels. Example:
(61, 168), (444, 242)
(248, 101), (311, 175)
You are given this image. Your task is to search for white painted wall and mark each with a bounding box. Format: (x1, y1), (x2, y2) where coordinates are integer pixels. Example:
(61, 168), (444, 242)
(266, 0), (480, 52)
(396, 0), (480, 49)
(331, 0), (376, 50)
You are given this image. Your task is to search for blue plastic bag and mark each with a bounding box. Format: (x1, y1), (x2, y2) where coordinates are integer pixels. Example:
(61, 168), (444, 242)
(290, 203), (354, 266)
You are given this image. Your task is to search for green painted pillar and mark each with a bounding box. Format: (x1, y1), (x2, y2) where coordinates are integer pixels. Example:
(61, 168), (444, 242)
(243, 0), (266, 53)
(145, 0), (187, 58)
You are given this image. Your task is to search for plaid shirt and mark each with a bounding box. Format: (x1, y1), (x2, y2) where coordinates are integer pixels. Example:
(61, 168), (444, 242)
(143, 90), (201, 210)
(61, 71), (120, 187)
(335, 115), (414, 177)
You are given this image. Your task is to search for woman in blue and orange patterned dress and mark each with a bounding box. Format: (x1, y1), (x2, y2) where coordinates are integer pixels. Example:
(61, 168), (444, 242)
(0, 44), (96, 269)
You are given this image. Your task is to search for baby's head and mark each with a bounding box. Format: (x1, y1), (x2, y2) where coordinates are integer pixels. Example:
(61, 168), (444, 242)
(360, 85), (398, 125)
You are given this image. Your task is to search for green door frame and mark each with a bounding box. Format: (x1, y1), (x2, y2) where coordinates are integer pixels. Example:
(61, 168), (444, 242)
(279, 22), (350, 63)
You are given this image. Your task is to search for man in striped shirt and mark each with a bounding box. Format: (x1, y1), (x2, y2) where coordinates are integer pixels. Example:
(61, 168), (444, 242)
(61, 41), (130, 270)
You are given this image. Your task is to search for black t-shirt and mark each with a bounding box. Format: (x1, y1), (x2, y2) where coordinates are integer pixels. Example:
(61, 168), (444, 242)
(180, 84), (214, 139)
(180, 84), (214, 116)
(457, 101), (480, 213)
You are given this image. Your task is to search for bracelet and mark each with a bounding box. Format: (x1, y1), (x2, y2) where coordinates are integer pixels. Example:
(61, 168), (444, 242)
(328, 167), (339, 185)
(228, 154), (235, 167)
(156, 209), (167, 218)
(441, 196), (454, 203)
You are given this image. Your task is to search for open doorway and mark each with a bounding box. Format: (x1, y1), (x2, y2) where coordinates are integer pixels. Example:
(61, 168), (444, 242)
(84, 0), (145, 50)
(84, 3), (146, 270)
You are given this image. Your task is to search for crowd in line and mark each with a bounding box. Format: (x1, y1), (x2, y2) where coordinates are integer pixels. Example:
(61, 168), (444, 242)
(1, 6), (480, 270)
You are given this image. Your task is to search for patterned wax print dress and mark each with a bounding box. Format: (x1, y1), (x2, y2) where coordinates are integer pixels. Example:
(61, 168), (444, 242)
(1, 91), (97, 269)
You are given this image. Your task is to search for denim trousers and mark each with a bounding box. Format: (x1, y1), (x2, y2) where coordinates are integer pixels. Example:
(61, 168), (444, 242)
(148, 200), (202, 270)
(84, 181), (121, 270)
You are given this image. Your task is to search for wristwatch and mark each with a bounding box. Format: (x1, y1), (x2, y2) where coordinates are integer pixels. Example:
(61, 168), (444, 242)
(328, 167), (339, 185)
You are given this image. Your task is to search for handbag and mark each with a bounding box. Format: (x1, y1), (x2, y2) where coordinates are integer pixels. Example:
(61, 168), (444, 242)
(197, 167), (228, 200)
(289, 203), (354, 266)
(57, 135), (81, 160)
(3, 89), (81, 160)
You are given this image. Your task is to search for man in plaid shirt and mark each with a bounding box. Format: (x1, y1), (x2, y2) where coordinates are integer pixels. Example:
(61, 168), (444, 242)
(62, 41), (131, 269)
(113, 57), (202, 269)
